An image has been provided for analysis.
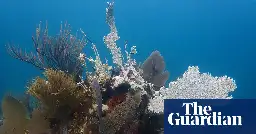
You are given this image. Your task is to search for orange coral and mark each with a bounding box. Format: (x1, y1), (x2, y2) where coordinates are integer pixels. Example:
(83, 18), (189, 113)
(106, 93), (127, 112)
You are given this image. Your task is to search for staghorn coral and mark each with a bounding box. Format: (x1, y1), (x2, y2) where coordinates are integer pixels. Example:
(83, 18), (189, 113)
(85, 44), (112, 83)
(27, 69), (95, 134)
(82, 1), (124, 84)
(103, 2), (123, 67)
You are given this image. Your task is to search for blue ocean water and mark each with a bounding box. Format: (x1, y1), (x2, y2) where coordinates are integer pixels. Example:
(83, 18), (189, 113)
(0, 0), (255, 99)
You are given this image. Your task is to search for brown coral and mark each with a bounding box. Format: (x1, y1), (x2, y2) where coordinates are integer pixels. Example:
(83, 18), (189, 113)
(101, 92), (141, 134)
(27, 69), (94, 134)
(106, 93), (127, 112)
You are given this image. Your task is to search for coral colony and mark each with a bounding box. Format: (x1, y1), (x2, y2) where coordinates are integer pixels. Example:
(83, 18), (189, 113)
(1, 1), (236, 134)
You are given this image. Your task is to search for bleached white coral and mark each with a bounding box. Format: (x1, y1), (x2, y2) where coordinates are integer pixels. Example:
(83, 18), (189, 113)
(147, 90), (166, 114)
(166, 66), (237, 99)
(84, 2), (144, 89)
(112, 62), (146, 91)
(103, 2), (123, 67)
(148, 66), (237, 113)
(85, 44), (112, 82)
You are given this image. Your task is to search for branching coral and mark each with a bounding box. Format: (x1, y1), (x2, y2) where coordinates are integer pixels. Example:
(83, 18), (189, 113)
(27, 69), (95, 134)
(85, 44), (112, 83)
(6, 22), (89, 77)
(103, 2), (123, 67)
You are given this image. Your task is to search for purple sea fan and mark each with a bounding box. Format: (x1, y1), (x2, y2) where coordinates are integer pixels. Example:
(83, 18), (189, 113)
(6, 21), (89, 77)
(142, 51), (170, 88)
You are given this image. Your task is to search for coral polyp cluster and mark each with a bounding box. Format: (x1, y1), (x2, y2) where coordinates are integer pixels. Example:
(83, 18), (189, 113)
(1, 1), (237, 134)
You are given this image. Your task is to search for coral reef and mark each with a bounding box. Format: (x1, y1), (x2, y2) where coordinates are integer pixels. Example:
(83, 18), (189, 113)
(1, 1), (237, 134)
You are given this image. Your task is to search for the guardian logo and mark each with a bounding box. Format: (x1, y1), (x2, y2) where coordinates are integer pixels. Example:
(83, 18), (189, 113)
(168, 102), (242, 126)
